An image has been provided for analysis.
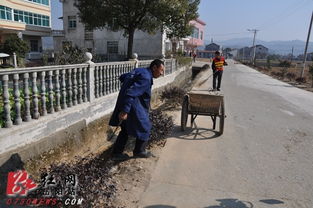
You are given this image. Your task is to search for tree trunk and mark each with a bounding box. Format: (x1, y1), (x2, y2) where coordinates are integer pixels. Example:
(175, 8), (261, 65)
(127, 28), (135, 60)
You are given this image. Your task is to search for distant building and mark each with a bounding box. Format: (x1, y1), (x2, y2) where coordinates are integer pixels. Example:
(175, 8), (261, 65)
(205, 42), (220, 51)
(253, 44), (268, 58)
(197, 41), (221, 58)
(237, 47), (252, 60)
(0, 0), (51, 59)
(237, 45), (268, 60)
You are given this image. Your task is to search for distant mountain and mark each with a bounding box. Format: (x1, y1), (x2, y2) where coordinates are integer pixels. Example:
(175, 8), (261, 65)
(204, 38), (313, 56)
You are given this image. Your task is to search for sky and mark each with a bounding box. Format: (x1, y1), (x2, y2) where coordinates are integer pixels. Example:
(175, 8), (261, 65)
(198, 0), (313, 42)
(51, 0), (313, 42)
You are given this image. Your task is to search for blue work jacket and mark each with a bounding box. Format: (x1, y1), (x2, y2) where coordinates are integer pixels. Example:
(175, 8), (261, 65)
(109, 67), (153, 141)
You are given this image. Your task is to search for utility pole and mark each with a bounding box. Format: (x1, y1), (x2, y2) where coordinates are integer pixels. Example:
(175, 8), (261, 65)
(290, 46), (294, 62)
(301, 11), (313, 78)
(248, 29), (259, 65)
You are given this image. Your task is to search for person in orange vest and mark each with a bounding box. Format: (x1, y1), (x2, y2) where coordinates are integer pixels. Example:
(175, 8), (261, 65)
(212, 51), (228, 91)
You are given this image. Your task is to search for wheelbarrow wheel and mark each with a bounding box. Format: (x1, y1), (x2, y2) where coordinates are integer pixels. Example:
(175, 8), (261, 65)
(181, 95), (189, 131)
(219, 100), (225, 135)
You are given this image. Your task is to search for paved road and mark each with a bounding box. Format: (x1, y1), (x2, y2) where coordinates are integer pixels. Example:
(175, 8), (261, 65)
(138, 60), (313, 208)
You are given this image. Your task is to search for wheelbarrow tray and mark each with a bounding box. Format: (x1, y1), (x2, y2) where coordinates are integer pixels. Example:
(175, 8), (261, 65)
(187, 90), (224, 115)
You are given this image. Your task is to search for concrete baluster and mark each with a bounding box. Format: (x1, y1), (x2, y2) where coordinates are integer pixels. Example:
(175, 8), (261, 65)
(48, 70), (55, 113)
(72, 68), (78, 105)
(32, 72), (40, 119)
(40, 71), (47, 116)
(55, 70), (61, 111)
(61, 69), (67, 109)
(13, 74), (22, 125)
(83, 67), (88, 102)
(2, 75), (12, 127)
(99, 66), (103, 97)
(78, 67), (83, 104)
(94, 66), (99, 98)
(67, 69), (73, 107)
(23, 73), (31, 121)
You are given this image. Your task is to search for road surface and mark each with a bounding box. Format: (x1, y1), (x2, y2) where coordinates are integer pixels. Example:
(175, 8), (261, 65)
(138, 60), (313, 208)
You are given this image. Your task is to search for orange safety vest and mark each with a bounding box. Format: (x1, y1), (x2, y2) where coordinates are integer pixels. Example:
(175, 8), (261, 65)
(213, 57), (225, 71)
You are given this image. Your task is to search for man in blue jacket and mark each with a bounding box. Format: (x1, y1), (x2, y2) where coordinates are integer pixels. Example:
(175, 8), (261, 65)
(109, 59), (165, 160)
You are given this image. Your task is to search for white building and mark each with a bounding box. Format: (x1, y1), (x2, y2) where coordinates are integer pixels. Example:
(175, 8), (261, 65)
(59, 0), (172, 61)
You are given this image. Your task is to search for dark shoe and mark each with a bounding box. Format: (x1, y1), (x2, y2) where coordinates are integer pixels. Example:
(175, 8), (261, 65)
(217, 88), (220, 91)
(111, 153), (130, 161)
(133, 151), (154, 158)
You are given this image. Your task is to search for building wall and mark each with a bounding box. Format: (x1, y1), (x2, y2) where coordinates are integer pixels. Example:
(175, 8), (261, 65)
(62, 0), (166, 59)
(0, 0), (51, 58)
(0, 0), (51, 33)
(187, 19), (205, 49)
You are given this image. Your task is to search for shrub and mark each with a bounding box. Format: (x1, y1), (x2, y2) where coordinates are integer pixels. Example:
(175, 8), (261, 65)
(1, 35), (29, 58)
(309, 65), (313, 87)
(279, 60), (291, 68)
(286, 72), (296, 81)
(160, 86), (186, 106)
(149, 109), (174, 143)
(176, 56), (192, 67)
(280, 67), (288, 79)
(55, 43), (86, 65)
(295, 77), (306, 83)
(266, 56), (271, 69)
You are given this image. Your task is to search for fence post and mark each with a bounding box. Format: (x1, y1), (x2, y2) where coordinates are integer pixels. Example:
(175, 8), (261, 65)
(129, 53), (139, 68)
(85, 52), (95, 102)
(13, 53), (17, 68)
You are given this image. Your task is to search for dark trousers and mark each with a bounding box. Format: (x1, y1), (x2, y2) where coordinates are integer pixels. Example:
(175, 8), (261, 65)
(213, 70), (223, 90)
(112, 122), (148, 154)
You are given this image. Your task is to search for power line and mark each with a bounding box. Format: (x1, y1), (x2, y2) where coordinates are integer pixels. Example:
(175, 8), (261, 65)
(257, 0), (312, 30)
(204, 32), (249, 37)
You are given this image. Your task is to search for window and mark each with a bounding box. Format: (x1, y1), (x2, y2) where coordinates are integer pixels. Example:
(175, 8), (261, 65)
(0, 5), (12, 20)
(107, 41), (118, 54)
(85, 28), (93, 40)
(68, 16), (77, 29)
(30, 40), (39, 52)
(13, 9), (50, 27)
(200, 31), (203, 40)
(26, 0), (49, 6)
(191, 27), (199, 39)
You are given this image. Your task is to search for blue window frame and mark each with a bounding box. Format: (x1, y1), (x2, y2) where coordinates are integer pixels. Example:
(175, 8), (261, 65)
(26, 0), (49, 6)
(0, 5), (12, 20)
(13, 9), (50, 27)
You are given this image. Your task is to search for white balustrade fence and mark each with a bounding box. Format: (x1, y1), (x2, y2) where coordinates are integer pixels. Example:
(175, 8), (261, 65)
(0, 56), (177, 129)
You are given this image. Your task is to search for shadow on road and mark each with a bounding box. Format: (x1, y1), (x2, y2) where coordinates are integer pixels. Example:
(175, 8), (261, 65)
(205, 198), (254, 208)
(170, 125), (221, 140)
(144, 205), (176, 208)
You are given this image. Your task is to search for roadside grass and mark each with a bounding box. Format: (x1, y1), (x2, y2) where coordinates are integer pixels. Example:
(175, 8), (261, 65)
(240, 60), (313, 92)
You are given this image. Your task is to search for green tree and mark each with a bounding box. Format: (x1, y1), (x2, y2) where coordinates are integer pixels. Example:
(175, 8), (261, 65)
(75, 0), (199, 59)
(1, 35), (29, 57)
